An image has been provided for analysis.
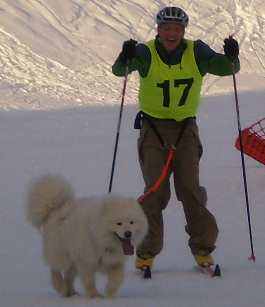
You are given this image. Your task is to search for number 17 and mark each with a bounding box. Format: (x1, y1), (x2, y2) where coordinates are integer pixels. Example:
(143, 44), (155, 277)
(157, 78), (194, 107)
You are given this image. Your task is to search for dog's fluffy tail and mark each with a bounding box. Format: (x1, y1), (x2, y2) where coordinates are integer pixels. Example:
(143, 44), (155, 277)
(26, 175), (75, 230)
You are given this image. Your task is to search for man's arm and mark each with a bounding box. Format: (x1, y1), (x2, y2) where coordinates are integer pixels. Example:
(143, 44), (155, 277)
(194, 39), (240, 77)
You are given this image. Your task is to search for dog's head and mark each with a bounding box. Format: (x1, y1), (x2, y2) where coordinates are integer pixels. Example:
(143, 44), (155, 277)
(100, 196), (148, 255)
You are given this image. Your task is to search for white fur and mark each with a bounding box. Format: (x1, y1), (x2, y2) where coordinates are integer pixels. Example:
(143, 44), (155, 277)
(26, 175), (148, 298)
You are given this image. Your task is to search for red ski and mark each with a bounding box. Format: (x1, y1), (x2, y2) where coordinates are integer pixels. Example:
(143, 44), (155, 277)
(195, 264), (221, 277)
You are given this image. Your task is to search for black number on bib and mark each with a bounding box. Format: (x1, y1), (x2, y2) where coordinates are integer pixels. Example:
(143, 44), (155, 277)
(157, 80), (170, 107)
(157, 78), (194, 107)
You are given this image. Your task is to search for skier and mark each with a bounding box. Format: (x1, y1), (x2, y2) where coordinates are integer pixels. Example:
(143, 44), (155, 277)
(112, 6), (240, 273)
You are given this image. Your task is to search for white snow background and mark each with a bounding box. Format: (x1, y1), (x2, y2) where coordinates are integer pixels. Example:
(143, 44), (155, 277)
(1, 0), (265, 306)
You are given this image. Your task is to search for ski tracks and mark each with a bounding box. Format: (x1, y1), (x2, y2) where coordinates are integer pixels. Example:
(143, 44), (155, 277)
(0, 0), (265, 109)
(25, 0), (72, 37)
(187, 0), (265, 94)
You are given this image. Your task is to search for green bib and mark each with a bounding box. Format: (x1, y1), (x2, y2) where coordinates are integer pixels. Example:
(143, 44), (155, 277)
(139, 39), (203, 121)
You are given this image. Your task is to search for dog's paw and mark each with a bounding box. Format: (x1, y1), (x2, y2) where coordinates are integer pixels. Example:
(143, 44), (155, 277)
(106, 287), (119, 298)
(89, 293), (103, 299)
(64, 289), (78, 297)
(85, 288), (103, 299)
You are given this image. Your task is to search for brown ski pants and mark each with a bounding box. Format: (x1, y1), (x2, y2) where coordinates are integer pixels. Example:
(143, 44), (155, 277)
(136, 117), (218, 257)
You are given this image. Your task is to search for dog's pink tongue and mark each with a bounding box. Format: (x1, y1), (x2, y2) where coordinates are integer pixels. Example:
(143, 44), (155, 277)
(120, 238), (134, 255)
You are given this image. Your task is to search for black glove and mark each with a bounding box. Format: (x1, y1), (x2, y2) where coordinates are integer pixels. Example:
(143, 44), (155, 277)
(119, 39), (138, 62)
(223, 36), (239, 59)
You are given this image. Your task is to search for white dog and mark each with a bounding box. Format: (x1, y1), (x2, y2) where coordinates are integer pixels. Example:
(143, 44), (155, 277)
(26, 175), (148, 298)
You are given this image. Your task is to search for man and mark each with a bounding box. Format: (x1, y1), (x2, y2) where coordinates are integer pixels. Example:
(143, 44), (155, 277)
(112, 7), (240, 272)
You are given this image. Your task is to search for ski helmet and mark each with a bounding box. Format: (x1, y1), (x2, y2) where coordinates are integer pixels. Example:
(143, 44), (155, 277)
(156, 7), (189, 27)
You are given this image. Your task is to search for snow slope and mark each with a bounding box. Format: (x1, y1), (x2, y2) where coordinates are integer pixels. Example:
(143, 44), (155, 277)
(0, 0), (265, 109)
(0, 1), (265, 306)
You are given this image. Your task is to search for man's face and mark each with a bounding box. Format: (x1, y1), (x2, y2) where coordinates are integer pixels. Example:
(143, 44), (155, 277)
(157, 23), (185, 53)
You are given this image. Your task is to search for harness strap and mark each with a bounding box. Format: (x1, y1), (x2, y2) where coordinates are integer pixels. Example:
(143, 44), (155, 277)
(136, 112), (189, 148)
(144, 114), (166, 147)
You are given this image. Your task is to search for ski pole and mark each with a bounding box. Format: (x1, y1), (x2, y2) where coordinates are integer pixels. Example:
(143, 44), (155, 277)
(231, 61), (256, 262)
(108, 62), (129, 193)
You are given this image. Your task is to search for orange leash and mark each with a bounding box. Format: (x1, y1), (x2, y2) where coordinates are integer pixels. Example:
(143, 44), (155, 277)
(137, 149), (175, 203)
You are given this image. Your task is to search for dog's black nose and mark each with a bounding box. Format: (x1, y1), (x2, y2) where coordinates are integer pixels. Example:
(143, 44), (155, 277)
(124, 231), (132, 239)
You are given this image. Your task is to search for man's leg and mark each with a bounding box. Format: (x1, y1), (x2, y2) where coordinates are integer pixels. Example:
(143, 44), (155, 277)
(173, 120), (218, 261)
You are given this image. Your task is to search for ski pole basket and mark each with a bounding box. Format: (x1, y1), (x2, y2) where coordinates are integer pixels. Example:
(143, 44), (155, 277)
(235, 118), (265, 165)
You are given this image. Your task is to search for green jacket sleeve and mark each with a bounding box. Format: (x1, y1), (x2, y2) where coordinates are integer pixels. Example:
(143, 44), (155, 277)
(194, 39), (240, 76)
(198, 53), (240, 76)
(112, 57), (149, 77)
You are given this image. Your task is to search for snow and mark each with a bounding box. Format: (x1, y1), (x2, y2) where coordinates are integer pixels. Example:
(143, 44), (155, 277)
(0, 0), (265, 306)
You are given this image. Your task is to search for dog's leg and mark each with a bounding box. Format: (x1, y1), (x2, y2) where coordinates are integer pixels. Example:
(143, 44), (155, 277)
(64, 264), (77, 297)
(105, 264), (124, 298)
(77, 264), (102, 298)
(51, 269), (67, 296)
